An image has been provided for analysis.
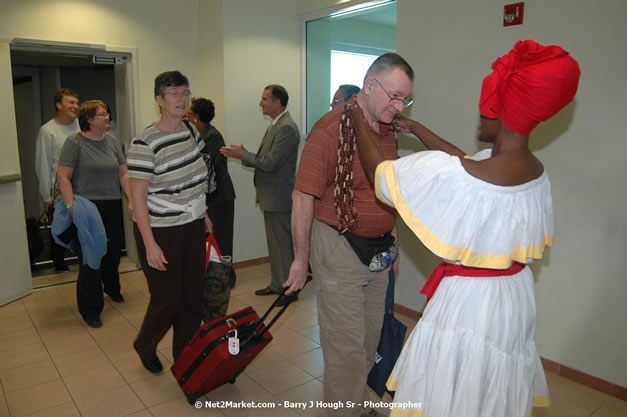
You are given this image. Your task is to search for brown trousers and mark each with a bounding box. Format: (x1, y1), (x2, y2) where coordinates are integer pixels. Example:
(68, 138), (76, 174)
(310, 219), (389, 417)
(133, 219), (205, 361)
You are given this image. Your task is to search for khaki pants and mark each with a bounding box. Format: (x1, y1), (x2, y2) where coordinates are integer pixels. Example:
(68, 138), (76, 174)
(310, 219), (388, 417)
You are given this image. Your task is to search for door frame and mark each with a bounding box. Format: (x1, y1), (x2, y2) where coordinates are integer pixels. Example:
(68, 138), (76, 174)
(0, 38), (141, 305)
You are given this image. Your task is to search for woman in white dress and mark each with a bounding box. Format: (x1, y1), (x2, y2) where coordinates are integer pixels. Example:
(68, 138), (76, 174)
(351, 40), (580, 417)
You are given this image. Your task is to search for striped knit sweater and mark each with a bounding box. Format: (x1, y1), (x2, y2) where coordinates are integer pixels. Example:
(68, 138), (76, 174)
(127, 123), (208, 227)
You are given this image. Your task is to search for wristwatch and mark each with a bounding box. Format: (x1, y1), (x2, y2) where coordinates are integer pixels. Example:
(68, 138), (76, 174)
(66, 202), (73, 209)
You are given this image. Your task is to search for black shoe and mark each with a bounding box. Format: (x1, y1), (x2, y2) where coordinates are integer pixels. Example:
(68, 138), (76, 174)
(105, 292), (125, 303)
(55, 262), (70, 272)
(255, 287), (281, 296)
(133, 341), (163, 374)
(85, 318), (102, 328)
(276, 294), (298, 307)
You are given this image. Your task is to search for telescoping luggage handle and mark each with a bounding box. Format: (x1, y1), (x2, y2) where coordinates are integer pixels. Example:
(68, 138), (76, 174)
(243, 275), (313, 346)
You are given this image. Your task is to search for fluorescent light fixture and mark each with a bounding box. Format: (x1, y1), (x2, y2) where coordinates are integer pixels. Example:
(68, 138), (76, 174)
(329, 0), (395, 19)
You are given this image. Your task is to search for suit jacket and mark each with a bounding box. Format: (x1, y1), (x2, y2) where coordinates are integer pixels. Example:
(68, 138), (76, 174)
(241, 111), (300, 212)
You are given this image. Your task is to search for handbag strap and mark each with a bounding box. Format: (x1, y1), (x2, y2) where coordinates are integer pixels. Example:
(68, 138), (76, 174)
(385, 268), (396, 315)
(183, 119), (204, 150)
(52, 133), (84, 201)
(205, 233), (222, 270)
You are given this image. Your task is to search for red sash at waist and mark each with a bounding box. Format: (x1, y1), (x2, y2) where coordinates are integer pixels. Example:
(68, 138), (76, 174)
(421, 262), (525, 304)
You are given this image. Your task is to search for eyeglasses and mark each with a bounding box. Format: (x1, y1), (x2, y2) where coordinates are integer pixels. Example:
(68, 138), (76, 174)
(373, 78), (413, 108)
(164, 90), (192, 98)
(95, 112), (110, 117)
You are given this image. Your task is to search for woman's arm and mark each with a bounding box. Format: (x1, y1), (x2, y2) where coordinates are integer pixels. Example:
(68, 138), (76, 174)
(130, 178), (168, 271)
(118, 164), (133, 220)
(351, 107), (384, 184)
(56, 165), (75, 217)
(394, 115), (466, 157)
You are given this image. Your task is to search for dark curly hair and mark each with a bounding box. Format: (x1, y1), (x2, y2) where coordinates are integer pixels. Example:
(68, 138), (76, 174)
(190, 97), (215, 124)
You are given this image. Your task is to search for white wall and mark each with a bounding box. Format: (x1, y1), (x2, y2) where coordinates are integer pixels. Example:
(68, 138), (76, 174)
(229, 0), (627, 387)
(198, 0), (225, 135)
(0, 0), (624, 388)
(222, 0), (303, 262)
(0, 0), (205, 130)
(396, 0), (627, 387)
(0, 0), (206, 302)
(0, 42), (32, 305)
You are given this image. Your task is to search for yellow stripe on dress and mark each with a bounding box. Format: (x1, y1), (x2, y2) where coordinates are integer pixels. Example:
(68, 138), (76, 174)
(389, 409), (428, 417)
(533, 395), (550, 408)
(375, 161), (553, 269)
(388, 377), (549, 417)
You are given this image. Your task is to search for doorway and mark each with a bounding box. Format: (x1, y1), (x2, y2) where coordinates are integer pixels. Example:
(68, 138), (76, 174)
(305, 0), (397, 132)
(10, 40), (139, 289)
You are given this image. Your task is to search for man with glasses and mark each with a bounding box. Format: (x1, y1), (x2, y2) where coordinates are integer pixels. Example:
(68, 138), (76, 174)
(284, 53), (414, 417)
(35, 88), (80, 271)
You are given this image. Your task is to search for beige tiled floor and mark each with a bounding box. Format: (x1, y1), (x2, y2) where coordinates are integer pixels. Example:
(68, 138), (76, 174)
(1, 263), (625, 417)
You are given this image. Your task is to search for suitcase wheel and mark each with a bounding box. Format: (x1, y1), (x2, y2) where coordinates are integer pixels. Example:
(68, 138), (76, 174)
(229, 377), (236, 384)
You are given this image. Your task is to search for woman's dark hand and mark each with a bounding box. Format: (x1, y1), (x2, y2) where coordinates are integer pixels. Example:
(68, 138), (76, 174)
(351, 106), (367, 132)
(392, 114), (413, 133)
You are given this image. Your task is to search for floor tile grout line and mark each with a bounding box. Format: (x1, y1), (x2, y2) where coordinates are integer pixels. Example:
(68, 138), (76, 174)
(37, 285), (150, 416)
(54, 277), (159, 416)
(11, 297), (86, 416)
(0, 378), (11, 417)
(8, 265), (624, 416)
(62, 271), (158, 416)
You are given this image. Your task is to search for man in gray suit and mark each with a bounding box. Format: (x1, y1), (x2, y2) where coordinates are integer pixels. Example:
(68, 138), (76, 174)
(221, 85), (300, 305)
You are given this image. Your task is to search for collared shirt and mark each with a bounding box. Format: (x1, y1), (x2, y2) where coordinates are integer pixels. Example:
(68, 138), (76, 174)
(271, 109), (288, 126)
(295, 106), (398, 238)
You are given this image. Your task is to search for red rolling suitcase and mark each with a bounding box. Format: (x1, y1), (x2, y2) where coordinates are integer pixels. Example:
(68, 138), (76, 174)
(171, 278), (310, 404)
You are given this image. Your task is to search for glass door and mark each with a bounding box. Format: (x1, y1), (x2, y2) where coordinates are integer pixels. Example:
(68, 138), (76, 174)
(305, 0), (397, 132)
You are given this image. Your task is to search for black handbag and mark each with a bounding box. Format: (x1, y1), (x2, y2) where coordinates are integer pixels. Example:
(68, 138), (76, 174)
(26, 214), (45, 262)
(184, 120), (217, 194)
(367, 268), (407, 397)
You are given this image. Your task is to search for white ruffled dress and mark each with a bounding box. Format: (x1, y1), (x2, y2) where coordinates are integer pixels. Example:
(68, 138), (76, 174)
(375, 149), (551, 417)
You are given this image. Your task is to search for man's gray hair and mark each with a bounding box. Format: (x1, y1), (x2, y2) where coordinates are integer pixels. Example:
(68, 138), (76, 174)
(364, 53), (414, 84)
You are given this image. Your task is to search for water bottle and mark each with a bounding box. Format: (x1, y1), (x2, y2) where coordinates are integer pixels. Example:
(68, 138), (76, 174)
(368, 243), (399, 272)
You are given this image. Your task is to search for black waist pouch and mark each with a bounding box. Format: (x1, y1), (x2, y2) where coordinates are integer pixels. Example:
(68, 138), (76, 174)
(330, 224), (394, 266)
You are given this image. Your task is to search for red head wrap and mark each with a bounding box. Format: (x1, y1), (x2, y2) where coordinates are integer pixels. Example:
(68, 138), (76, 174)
(479, 40), (581, 135)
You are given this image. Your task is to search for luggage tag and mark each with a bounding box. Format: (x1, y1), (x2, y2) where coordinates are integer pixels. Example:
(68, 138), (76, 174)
(227, 329), (240, 355)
